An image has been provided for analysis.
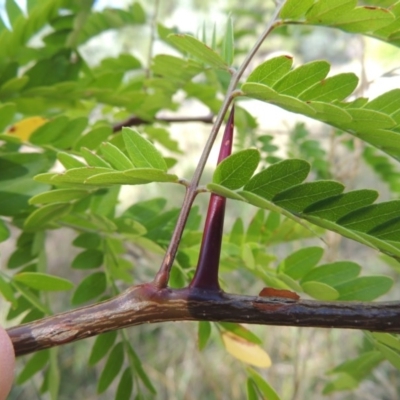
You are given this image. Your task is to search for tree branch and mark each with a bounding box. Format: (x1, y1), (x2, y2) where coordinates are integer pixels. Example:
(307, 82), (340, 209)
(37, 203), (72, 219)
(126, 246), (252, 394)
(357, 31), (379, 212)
(112, 114), (214, 132)
(7, 284), (400, 357)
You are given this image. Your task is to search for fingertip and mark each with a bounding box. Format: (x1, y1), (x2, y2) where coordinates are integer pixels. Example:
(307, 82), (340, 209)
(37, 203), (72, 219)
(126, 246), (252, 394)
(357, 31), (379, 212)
(0, 326), (15, 400)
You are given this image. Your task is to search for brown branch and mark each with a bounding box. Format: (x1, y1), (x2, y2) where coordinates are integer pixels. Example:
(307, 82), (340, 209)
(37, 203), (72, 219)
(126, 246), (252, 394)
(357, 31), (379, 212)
(112, 114), (214, 132)
(7, 283), (400, 357)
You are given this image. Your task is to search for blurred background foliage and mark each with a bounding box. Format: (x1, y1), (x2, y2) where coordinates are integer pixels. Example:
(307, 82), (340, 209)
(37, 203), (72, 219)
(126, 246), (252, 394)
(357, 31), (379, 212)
(0, 0), (400, 399)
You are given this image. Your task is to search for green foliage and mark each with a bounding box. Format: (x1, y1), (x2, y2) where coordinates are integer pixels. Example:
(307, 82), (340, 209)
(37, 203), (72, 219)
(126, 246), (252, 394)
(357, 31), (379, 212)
(242, 57), (400, 162)
(0, 0), (400, 399)
(209, 156), (400, 259)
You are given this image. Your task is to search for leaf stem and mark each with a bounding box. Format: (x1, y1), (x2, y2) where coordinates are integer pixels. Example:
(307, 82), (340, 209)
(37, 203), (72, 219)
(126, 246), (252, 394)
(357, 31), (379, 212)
(153, 1), (285, 288)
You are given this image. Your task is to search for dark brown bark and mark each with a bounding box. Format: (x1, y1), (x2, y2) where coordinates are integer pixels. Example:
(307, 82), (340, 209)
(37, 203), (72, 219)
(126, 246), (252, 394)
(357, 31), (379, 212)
(7, 283), (400, 357)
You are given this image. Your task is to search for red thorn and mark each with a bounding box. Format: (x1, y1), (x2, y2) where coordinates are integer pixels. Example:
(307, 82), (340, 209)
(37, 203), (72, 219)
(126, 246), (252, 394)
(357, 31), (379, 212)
(189, 107), (235, 290)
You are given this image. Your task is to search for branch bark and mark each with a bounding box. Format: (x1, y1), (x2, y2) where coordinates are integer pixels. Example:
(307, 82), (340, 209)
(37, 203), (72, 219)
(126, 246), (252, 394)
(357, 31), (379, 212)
(7, 284), (400, 357)
(112, 114), (214, 132)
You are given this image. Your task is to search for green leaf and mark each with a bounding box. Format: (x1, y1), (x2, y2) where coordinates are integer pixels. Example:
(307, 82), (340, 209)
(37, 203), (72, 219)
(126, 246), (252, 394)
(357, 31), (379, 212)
(29, 116), (69, 145)
(85, 169), (178, 185)
(89, 331), (117, 365)
(302, 281), (339, 300)
(17, 350), (49, 384)
(308, 101), (352, 123)
(242, 243), (255, 270)
(246, 368), (281, 400)
(305, 0), (357, 24)
(301, 261), (361, 286)
(145, 127), (183, 154)
(246, 209), (265, 243)
(0, 152), (54, 216)
(126, 344), (156, 393)
(207, 183), (247, 201)
(273, 181), (345, 213)
(241, 82), (316, 115)
(246, 55), (293, 86)
(13, 272), (74, 291)
(151, 54), (203, 84)
(213, 149), (260, 189)
(0, 103), (16, 131)
(12, 282), (51, 314)
(328, 350), (383, 380)
(116, 367), (134, 400)
(273, 61), (330, 97)
(73, 233), (101, 249)
(29, 189), (89, 204)
(52, 117), (88, 149)
(218, 322), (262, 345)
(367, 217), (400, 242)
(100, 142), (134, 170)
(57, 152), (86, 169)
(0, 274), (17, 307)
(375, 343), (400, 370)
(338, 201), (400, 232)
(221, 15), (234, 65)
(80, 147), (111, 168)
(89, 330), (118, 366)
(336, 276), (393, 301)
(98, 54), (141, 73)
(356, 129), (400, 161)
(5, 0), (23, 27)
(299, 73), (358, 102)
(74, 126), (112, 150)
(49, 167), (114, 184)
(71, 272), (107, 305)
(198, 321), (211, 350)
(167, 34), (228, 70)
(72, 249), (103, 269)
(332, 7), (394, 33)
(280, 247), (324, 280)
(122, 128), (168, 170)
(229, 217), (244, 246)
(303, 190), (379, 221)
(372, 333), (400, 352)
(76, 4), (145, 45)
(24, 203), (72, 231)
(247, 378), (258, 400)
(0, 218), (10, 242)
(343, 108), (395, 131)
(323, 373), (359, 394)
(244, 159), (310, 200)
(97, 342), (124, 394)
(7, 249), (35, 269)
(0, 76), (29, 96)
(365, 89), (400, 114)
(280, 0), (314, 19)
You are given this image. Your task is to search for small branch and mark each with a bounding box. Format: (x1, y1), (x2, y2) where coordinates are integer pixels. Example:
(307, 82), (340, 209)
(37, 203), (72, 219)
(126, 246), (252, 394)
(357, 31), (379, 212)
(145, 0), (160, 79)
(7, 284), (400, 357)
(112, 114), (214, 132)
(153, 1), (286, 288)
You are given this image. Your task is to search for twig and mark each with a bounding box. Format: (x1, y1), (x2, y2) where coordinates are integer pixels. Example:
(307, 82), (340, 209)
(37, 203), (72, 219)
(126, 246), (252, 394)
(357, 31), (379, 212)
(7, 284), (400, 357)
(145, 0), (160, 79)
(153, 1), (286, 288)
(112, 114), (214, 132)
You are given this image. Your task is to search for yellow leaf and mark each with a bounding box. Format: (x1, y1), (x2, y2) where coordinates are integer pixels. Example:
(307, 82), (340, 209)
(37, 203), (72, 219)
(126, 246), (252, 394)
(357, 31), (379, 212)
(7, 116), (48, 141)
(222, 331), (272, 368)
